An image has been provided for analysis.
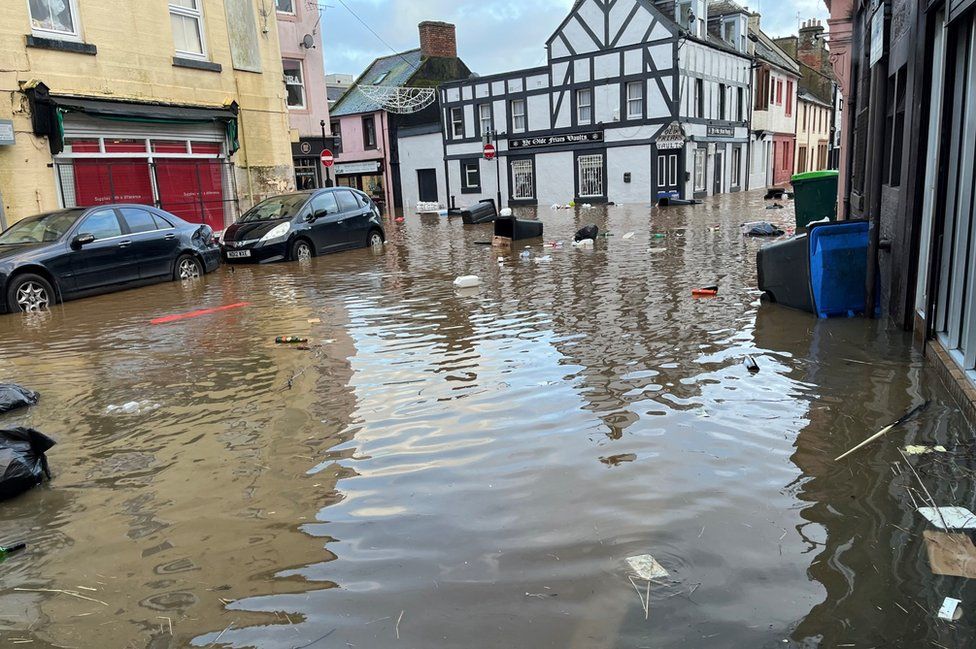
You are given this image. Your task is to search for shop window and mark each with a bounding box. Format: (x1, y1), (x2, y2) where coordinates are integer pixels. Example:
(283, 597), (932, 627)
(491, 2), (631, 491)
(626, 82), (644, 119)
(731, 147), (741, 185)
(362, 115), (377, 149)
(65, 138), (99, 153)
(695, 79), (704, 118)
(29, 0), (81, 39)
(104, 139), (147, 153)
(577, 154), (604, 198)
(190, 141), (222, 155)
(283, 59), (306, 109)
(577, 88), (593, 124)
(169, 0), (207, 59)
(275, 0), (295, 14)
(450, 107), (464, 139)
(694, 148), (706, 192)
(461, 159), (480, 193)
(479, 104), (493, 136)
(153, 140), (188, 154)
(512, 99), (526, 132)
(511, 159), (534, 200)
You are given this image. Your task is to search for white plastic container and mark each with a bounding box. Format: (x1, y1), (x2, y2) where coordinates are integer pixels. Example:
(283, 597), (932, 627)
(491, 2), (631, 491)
(453, 275), (482, 288)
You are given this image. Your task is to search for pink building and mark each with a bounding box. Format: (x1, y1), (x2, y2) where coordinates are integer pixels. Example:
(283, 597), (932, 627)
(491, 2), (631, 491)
(276, 0), (332, 189)
(329, 22), (470, 212)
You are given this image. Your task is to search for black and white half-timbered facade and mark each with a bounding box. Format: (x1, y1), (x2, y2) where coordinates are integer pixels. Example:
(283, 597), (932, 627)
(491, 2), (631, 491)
(404, 0), (751, 208)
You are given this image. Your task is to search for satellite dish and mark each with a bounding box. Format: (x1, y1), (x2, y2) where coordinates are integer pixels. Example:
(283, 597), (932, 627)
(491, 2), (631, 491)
(302, 34), (315, 49)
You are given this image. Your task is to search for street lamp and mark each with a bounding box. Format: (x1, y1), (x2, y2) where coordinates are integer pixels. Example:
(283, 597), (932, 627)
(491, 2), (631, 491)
(320, 119), (334, 188)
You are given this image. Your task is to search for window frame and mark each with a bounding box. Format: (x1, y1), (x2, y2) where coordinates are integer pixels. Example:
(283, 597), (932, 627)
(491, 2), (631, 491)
(362, 115), (377, 150)
(695, 78), (704, 118)
(478, 103), (493, 137)
(511, 99), (527, 133)
(77, 208), (125, 241)
(28, 0), (83, 41)
(169, 0), (208, 60)
(577, 88), (593, 125)
(509, 157), (536, 202)
(119, 207), (164, 234)
(460, 159), (481, 193)
(626, 81), (644, 120)
(694, 148), (707, 193)
(576, 152), (605, 199)
(719, 83), (727, 120)
(731, 146), (741, 186)
(450, 107), (464, 139)
(283, 58), (307, 110)
(275, 0), (296, 15)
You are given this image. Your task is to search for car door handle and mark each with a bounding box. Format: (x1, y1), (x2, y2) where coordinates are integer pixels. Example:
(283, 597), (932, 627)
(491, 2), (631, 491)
(118, 240), (132, 248)
(164, 233), (176, 240)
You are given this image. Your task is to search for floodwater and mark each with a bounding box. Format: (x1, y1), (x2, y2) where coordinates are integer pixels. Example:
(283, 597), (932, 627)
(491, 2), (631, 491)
(0, 190), (974, 648)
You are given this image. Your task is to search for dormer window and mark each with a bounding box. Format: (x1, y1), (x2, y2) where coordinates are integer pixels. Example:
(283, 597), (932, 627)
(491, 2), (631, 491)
(675, 0), (693, 31)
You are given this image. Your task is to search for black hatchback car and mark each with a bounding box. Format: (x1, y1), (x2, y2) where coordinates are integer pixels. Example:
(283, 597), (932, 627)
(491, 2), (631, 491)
(220, 188), (385, 263)
(0, 204), (220, 313)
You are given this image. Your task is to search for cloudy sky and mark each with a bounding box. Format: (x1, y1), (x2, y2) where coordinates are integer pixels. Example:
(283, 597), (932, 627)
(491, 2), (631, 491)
(320, 0), (829, 78)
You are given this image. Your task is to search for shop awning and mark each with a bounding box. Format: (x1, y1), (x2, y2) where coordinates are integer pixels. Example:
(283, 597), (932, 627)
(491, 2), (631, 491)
(25, 82), (240, 155)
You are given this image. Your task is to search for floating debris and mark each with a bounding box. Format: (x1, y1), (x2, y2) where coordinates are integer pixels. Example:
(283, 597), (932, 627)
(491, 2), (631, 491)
(924, 531), (976, 579)
(275, 337), (308, 344)
(533, 255), (552, 263)
(743, 356), (759, 373)
(599, 453), (637, 466)
(938, 597), (963, 621)
(625, 554), (669, 580)
(834, 402), (930, 461)
(918, 506), (976, 531)
(903, 445), (947, 455)
(622, 232), (636, 240)
(453, 275), (482, 289)
(106, 400), (160, 415)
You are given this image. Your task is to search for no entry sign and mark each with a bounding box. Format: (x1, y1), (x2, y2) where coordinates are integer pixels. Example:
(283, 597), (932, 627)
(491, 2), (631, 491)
(483, 143), (496, 160)
(320, 149), (335, 167)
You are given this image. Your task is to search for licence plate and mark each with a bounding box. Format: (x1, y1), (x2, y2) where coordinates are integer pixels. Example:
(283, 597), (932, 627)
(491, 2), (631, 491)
(226, 250), (251, 259)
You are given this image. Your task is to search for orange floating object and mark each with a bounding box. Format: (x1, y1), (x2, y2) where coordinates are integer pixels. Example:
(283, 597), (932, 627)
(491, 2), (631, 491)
(692, 288), (718, 297)
(151, 302), (251, 325)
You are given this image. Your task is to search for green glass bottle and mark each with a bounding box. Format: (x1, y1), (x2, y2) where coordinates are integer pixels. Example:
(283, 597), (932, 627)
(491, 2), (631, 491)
(0, 542), (25, 561)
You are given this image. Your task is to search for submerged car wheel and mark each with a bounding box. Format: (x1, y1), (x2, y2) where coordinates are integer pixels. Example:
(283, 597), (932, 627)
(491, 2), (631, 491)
(291, 239), (313, 262)
(367, 230), (384, 248)
(7, 273), (54, 313)
(175, 254), (203, 280)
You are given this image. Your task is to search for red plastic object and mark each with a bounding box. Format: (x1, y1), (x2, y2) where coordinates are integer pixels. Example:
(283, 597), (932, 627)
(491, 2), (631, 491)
(151, 302), (250, 325)
(692, 288), (718, 297)
(395, 217), (405, 223)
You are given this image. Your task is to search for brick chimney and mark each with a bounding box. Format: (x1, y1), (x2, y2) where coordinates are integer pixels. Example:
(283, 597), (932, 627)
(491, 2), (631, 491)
(419, 21), (457, 59)
(797, 19), (825, 71)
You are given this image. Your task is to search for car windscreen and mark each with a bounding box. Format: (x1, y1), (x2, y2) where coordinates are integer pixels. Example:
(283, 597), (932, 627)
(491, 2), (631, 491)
(0, 210), (83, 245)
(238, 194), (309, 223)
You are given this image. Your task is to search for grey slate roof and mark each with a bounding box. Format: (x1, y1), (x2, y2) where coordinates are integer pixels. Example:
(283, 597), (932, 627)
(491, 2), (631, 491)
(329, 49), (423, 117)
(751, 27), (801, 75)
(798, 89), (832, 107)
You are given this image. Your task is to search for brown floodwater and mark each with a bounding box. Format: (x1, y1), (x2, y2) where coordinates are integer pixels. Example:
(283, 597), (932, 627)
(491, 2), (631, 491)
(0, 190), (974, 648)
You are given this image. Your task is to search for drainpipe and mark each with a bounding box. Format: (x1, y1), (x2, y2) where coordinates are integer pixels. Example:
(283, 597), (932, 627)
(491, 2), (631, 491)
(864, 17), (888, 319)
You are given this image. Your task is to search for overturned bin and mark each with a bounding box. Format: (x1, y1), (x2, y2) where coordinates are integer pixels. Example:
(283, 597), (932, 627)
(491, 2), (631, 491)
(459, 199), (497, 224)
(757, 219), (871, 318)
(494, 213), (543, 241)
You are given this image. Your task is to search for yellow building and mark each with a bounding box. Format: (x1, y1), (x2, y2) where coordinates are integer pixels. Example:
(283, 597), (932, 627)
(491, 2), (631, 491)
(794, 90), (832, 174)
(0, 0), (296, 230)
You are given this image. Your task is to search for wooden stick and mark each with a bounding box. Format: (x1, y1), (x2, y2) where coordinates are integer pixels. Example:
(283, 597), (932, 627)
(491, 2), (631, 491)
(834, 402), (929, 461)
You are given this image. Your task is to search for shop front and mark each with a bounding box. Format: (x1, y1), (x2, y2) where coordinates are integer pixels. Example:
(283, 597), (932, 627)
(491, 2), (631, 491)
(292, 137), (337, 190)
(335, 159), (386, 210)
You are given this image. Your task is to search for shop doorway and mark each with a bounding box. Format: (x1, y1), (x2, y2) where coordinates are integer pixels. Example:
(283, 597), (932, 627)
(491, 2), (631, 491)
(417, 169), (438, 202)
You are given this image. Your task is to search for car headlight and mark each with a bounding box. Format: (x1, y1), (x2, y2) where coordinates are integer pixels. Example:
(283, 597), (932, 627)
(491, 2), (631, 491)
(260, 222), (290, 242)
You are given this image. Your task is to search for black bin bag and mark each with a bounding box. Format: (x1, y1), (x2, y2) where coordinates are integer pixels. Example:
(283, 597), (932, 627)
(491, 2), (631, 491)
(0, 384), (39, 414)
(0, 428), (56, 501)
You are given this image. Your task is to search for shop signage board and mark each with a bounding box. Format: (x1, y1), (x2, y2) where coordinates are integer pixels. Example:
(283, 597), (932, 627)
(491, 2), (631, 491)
(706, 125), (734, 137)
(509, 130), (603, 150)
(334, 161), (380, 175)
(870, 7), (885, 66)
(655, 121), (684, 150)
(0, 120), (14, 146)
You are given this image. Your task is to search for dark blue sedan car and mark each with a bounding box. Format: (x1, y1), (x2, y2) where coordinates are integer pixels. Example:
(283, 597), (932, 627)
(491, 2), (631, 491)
(220, 188), (385, 264)
(0, 204), (220, 313)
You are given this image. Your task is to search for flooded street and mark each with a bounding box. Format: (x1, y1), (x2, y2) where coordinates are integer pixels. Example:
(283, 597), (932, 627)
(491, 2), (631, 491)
(1, 189), (974, 648)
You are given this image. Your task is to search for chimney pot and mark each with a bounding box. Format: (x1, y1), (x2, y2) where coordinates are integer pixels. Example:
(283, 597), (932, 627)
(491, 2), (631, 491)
(419, 21), (457, 59)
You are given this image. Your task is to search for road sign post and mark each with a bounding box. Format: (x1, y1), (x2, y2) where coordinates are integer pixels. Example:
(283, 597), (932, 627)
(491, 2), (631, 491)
(320, 149), (335, 188)
(484, 137), (501, 211)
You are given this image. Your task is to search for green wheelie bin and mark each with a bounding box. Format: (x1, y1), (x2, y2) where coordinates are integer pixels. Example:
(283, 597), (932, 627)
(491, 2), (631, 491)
(791, 170), (839, 229)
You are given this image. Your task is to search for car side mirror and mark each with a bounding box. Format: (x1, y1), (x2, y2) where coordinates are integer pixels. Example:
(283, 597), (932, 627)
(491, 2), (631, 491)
(71, 233), (95, 250)
(312, 209), (329, 220)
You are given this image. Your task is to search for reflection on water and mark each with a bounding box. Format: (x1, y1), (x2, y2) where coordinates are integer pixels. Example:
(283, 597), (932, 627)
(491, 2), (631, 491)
(0, 190), (972, 648)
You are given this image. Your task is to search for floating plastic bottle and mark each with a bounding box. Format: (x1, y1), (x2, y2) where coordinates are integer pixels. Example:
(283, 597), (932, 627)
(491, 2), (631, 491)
(453, 275), (482, 288)
(276, 337), (309, 344)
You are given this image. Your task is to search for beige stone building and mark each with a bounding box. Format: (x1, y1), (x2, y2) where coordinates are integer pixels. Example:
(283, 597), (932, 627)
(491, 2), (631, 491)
(794, 90), (832, 174)
(0, 0), (296, 230)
